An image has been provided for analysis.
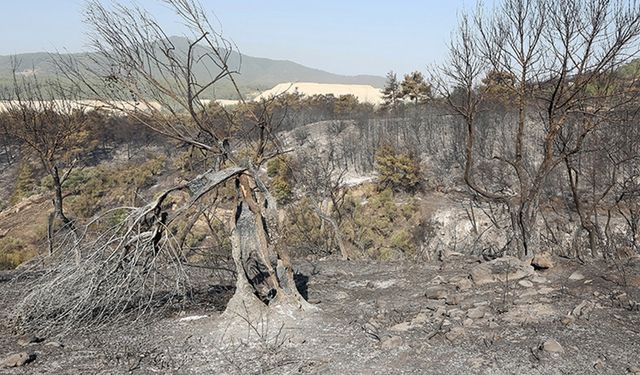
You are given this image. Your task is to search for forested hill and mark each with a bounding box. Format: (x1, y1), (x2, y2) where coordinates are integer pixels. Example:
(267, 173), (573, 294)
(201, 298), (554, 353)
(0, 36), (385, 99)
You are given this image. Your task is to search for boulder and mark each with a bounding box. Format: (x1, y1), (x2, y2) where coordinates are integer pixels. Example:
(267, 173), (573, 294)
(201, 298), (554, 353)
(531, 253), (554, 269)
(470, 256), (534, 285)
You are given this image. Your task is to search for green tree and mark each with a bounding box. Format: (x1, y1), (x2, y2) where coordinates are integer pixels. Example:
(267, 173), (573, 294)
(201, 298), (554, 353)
(381, 71), (402, 111)
(375, 144), (421, 192)
(334, 94), (360, 118)
(400, 71), (432, 104)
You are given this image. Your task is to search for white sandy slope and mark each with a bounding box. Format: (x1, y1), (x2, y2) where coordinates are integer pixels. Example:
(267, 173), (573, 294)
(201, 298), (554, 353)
(252, 82), (384, 105)
(0, 82), (384, 112)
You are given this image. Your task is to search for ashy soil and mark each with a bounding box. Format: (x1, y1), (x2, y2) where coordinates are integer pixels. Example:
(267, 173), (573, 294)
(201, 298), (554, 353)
(0, 255), (639, 374)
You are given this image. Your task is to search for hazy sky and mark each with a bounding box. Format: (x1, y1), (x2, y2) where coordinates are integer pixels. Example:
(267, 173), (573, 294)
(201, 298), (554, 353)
(0, 1), (478, 76)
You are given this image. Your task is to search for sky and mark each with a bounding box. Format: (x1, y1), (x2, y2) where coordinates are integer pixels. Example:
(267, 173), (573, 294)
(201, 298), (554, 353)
(0, 1), (479, 77)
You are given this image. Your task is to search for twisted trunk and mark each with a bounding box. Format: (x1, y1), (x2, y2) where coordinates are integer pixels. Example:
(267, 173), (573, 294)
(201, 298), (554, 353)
(224, 174), (312, 317)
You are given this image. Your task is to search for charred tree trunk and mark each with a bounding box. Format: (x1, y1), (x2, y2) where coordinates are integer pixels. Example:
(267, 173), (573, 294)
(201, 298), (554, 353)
(51, 166), (71, 225)
(224, 174), (313, 317)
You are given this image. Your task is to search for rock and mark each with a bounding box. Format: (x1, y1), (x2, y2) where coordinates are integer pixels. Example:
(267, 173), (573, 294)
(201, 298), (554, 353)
(411, 312), (429, 325)
(463, 318), (474, 327)
(571, 300), (593, 318)
(424, 299), (445, 311)
(466, 357), (485, 369)
(448, 308), (465, 319)
(531, 253), (554, 269)
(433, 307), (447, 317)
(593, 359), (605, 370)
(45, 341), (64, 348)
(0, 352), (36, 368)
(627, 366), (640, 374)
(519, 289), (539, 298)
(17, 335), (43, 346)
(541, 339), (564, 354)
(450, 276), (473, 291)
(518, 280), (534, 288)
(445, 294), (460, 306)
(538, 287), (556, 295)
(430, 275), (446, 285)
(470, 256), (534, 285)
(445, 326), (465, 342)
(467, 306), (488, 319)
(334, 291), (349, 299)
(389, 322), (412, 332)
(502, 303), (555, 324)
(381, 336), (402, 350)
(425, 286), (449, 300)
(569, 271), (585, 281)
(531, 275), (548, 284)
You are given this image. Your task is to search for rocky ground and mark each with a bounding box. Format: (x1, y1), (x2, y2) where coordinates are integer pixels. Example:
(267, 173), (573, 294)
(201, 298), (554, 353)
(0, 254), (639, 374)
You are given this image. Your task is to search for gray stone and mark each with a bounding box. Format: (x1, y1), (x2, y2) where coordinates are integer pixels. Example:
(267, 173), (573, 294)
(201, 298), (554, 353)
(470, 256), (535, 285)
(411, 312), (429, 325)
(467, 306), (488, 319)
(389, 322), (412, 332)
(571, 300), (593, 318)
(450, 276), (473, 291)
(518, 280), (534, 288)
(542, 339), (564, 354)
(445, 326), (465, 342)
(627, 366), (640, 374)
(0, 352), (36, 368)
(424, 299), (446, 311)
(569, 271), (585, 281)
(425, 286), (449, 300)
(445, 294), (460, 305)
(531, 275), (548, 284)
(381, 335), (402, 350)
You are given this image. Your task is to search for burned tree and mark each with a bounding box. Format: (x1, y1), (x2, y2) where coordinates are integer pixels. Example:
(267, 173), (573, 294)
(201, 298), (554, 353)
(1, 66), (91, 253)
(438, 0), (640, 257)
(15, 0), (312, 333)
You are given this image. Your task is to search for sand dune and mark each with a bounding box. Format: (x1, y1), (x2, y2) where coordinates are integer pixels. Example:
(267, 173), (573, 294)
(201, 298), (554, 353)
(252, 82), (384, 105)
(0, 82), (384, 113)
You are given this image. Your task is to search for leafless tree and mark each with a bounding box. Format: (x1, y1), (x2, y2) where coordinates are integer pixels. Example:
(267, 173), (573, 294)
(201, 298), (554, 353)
(15, 0), (312, 333)
(294, 144), (351, 260)
(1, 62), (94, 258)
(437, 0), (640, 257)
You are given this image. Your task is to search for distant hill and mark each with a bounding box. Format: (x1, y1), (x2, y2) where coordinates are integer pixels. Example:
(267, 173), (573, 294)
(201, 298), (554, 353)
(0, 37), (385, 99)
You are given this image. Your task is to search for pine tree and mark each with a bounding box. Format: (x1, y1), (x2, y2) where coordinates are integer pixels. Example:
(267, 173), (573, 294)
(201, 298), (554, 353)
(400, 71), (432, 104)
(381, 71), (402, 111)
